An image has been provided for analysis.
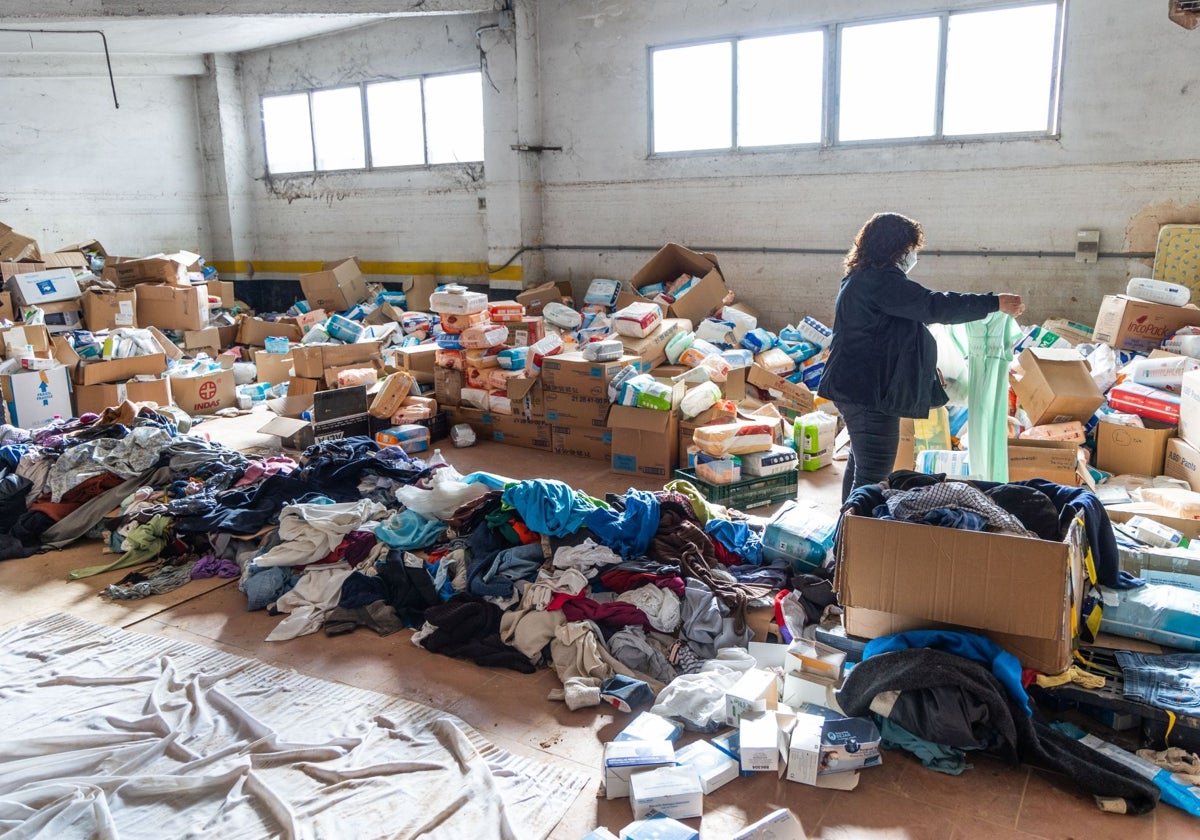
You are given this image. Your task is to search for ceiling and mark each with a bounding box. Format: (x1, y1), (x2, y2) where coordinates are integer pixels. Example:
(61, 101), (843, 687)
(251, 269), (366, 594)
(0, 15), (406, 56)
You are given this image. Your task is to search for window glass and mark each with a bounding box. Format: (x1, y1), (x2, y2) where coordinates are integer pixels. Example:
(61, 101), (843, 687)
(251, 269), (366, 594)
(262, 93), (314, 174)
(366, 79), (426, 167)
(312, 87), (365, 171)
(838, 17), (941, 141)
(424, 71), (485, 164)
(944, 3), (1059, 135)
(738, 31), (824, 147)
(652, 42), (733, 152)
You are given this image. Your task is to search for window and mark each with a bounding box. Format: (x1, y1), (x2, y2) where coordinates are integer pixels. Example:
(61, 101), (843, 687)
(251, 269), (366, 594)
(648, 1), (1063, 154)
(260, 70), (484, 175)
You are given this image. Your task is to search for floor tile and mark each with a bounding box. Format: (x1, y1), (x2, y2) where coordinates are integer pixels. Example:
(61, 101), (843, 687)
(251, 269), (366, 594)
(1015, 769), (1155, 840)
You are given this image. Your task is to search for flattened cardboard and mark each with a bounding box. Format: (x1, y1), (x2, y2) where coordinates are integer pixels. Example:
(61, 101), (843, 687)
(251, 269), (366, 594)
(610, 404), (679, 477)
(81, 288), (137, 330)
(747, 364), (815, 414)
(1095, 420), (1176, 477)
(1093, 295), (1200, 352)
(1010, 348), (1104, 426)
(136, 283), (209, 331)
(41, 252), (88, 270)
(836, 513), (1085, 674)
(0, 260), (44, 281)
(0, 223), (40, 262)
(299, 258), (369, 313)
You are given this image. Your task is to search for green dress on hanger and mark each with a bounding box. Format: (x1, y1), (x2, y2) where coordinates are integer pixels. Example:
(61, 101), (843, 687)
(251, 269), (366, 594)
(959, 311), (1022, 483)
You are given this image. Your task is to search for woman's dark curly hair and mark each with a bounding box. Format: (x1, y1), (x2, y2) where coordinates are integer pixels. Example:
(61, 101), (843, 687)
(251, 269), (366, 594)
(844, 212), (925, 273)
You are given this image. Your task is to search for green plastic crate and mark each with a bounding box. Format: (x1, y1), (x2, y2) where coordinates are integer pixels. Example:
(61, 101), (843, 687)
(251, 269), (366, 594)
(672, 468), (798, 511)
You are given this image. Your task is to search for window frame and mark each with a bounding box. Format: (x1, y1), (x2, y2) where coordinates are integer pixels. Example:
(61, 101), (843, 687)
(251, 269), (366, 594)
(259, 67), (485, 177)
(647, 0), (1065, 157)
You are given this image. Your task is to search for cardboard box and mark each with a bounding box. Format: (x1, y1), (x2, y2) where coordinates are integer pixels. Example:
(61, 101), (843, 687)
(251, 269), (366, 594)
(725, 668), (779, 724)
(540, 352), (634, 399)
(1007, 438), (1083, 485)
(434, 366), (464, 406)
(57, 239), (107, 260)
(0, 365), (72, 428)
(602, 740), (676, 800)
(1095, 420), (1175, 477)
(0, 223), (40, 262)
(610, 404), (680, 478)
(41, 252), (88, 270)
(259, 395), (316, 449)
(627, 243), (729, 326)
(551, 423), (612, 461)
(506, 374), (544, 420)
(0, 260), (44, 281)
(628, 766), (703, 820)
(747, 364), (815, 416)
(483, 412), (552, 450)
(299, 258), (369, 313)
(53, 338), (167, 387)
(399, 275), (440, 312)
(732, 809), (806, 840)
(1165, 437), (1200, 491)
(253, 349), (297, 386)
(169, 368), (236, 415)
(183, 326), (237, 359)
(74, 378), (171, 416)
(836, 512), (1085, 674)
(136, 283), (209, 331)
(1094, 294), (1200, 352)
(617, 318), (691, 371)
(1178, 368), (1200, 450)
(107, 251), (202, 288)
(81, 288), (137, 331)
(38, 299), (84, 334)
(515, 280), (573, 316)
(290, 342), (381, 378)
(738, 711), (780, 772)
(387, 344), (438, 385)
(783, 713), (824, 785)
(1010, 348), (1104, 426)
(673, 740), (739, 795)
(543, 389), (611, 427)
(0, 324), (51, 358)
(237, 316), (304, 347)
(211, 280), (237, 309)
(0, 290), (14, 323)
(504, 316), (546, 348)
(6, 267), (81, 306)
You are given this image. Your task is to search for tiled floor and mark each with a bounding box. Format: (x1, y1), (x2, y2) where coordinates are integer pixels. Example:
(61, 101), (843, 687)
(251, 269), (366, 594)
(1, 440), (1183, 838)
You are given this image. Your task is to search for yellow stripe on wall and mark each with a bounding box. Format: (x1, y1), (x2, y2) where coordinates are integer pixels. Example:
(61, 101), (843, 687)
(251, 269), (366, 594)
(208, 259), (523, 282)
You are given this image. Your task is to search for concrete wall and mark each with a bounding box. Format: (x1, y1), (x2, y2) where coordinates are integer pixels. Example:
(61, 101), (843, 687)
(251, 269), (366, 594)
(231, 15), (496, 276)
(0, 74), (208, 258)
(531, 0), (1200, 329)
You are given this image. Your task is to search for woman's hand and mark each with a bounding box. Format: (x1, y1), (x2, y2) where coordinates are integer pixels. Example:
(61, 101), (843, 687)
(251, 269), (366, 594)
(997, 294), (1025, 318)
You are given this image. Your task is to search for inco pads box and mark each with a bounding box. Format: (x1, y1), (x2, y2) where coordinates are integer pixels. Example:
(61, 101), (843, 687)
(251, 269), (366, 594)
(836, 512), (1085, 674)
(1093, 294), (1200, 353)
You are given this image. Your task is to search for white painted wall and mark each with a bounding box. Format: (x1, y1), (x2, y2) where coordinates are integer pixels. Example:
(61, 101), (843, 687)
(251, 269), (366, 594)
(232, 15), (495, 273)
(0, 74), (208, 257)
(530, 0), (1200, 328)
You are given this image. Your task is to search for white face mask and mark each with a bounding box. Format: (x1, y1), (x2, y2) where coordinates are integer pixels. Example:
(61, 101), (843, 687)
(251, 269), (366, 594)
(899, 250), (919, 274)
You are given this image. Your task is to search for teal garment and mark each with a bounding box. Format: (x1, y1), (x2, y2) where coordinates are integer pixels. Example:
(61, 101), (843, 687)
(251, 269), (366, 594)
(69, 514), (172, 580)
(376, 509), (446, 550)
(879, 716), (969, 775)
(958, 312), (1021, 483)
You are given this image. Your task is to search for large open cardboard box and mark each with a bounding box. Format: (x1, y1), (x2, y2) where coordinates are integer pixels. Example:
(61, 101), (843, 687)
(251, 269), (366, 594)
(623, 243), (729, 326)
(837, 513), (1085, 674)
(136, 283), (209, 331)
(1010, 348), (1104, 426)
(299, 258), (369, 313)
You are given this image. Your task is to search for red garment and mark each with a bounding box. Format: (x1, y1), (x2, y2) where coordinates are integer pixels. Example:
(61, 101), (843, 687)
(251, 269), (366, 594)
(561, 597), (652, 629)
(28, 472), (125, 521)
(545, 590), (589, 611)
(711, 540), (744, 566)
(599, 569), (685, 596)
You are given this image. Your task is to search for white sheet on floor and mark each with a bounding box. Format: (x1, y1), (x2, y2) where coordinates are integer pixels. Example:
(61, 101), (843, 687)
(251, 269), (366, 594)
(0, 614), (587, 840)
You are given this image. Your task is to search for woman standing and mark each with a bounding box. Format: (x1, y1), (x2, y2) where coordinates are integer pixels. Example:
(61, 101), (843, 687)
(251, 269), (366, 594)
(818, 212), (1025, 500)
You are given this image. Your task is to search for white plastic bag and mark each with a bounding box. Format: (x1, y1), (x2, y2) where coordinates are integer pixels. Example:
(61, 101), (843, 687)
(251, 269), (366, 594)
(394, 465), (490, 521)
(649, 648), (757, 732)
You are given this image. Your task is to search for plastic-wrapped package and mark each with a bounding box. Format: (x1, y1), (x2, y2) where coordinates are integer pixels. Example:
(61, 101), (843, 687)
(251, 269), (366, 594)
(543, 301), (583, 330)
(649, 648), (758, 733)
(585, 278), (622, 308)
(696, 317), (737, 346)
(429, 284), (488, 314)
(581, 339), (624, 362)
(616, 374), (675, 410)
(780, 340), (820, 364)
(436, 332), (464, 350)
(451, 423), (476, 447)
(526, 332), (564, 374)
(697, 353), (730, 383)
(693, 421), (775, 457)
(301, 324), (331, 345)
(459, 323), (508, 349)
(1136, 486), (1200, 519)
(1123, 354), (1200, 392)
(435, 349), (466, 370)
(720, 306), (757, 341)
(740, 328), (775, 354)
(488, 301), (525, 322)
(608, 364), (641, 402)
(613, 302), (663, 338)
(498, 346), (529, 370)
(326, 314), (364, 343)
(720, 348), (753, 368)
(1021, 421), (1086, 443)
(797, 316), (833, 348)
(375, 424), (430, 453)
(401, 311), (432, 336)
(665, 331), (695, 364)
(459, 387), (490, 410)
(914, 450), (972, 477)
(680, 381), (722, 419)
(337, 367), (378, 388)
(488, 391), (513, 414)
(487, 368), (526, 390)
(754, 348), (794, 376)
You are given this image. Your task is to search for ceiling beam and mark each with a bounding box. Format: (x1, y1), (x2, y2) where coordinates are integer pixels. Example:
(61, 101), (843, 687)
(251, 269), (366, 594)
(0, 0), (502, 18)
(0, 52), (206, 77)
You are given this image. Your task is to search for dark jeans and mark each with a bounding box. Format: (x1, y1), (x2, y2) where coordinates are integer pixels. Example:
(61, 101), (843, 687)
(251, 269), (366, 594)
(840, 402), (900, 502)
